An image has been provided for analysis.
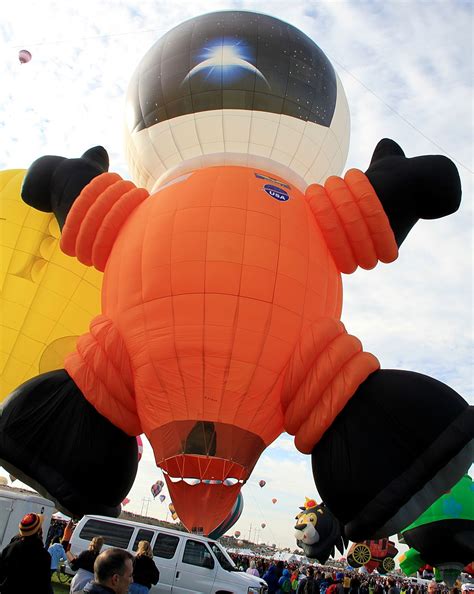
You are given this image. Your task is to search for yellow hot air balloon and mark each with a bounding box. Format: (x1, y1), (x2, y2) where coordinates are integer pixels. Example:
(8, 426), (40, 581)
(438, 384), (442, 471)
(0, 170), (102, 398)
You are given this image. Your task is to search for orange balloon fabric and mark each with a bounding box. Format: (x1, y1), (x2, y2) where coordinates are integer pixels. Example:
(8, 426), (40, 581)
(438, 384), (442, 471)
(63, 165), (396, 533)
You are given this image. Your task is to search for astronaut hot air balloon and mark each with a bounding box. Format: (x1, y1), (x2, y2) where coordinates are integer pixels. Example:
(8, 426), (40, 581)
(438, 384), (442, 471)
(0, 11), (472, 538)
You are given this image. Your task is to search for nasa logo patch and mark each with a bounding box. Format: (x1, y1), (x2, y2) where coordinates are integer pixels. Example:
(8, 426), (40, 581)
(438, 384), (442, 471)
(263, 184), (290, 202)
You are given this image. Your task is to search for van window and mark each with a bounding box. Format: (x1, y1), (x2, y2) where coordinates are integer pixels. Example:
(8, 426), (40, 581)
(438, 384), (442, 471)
(79, 519), (134, 549)
(132, 529), (155, 551)
(182, 540), (214, 569)
(209, 542), (235, 571)
(153, 533), (179, 559)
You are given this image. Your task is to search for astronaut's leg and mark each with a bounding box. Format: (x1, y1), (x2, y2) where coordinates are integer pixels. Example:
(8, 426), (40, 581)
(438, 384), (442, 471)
(0, 370), (139, 518)
(311, 369), (473, 542)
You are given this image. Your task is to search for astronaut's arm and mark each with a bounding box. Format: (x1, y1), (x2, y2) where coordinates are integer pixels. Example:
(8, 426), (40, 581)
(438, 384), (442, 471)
(21, 147), (149, 271)
(305, 138), (461, 274)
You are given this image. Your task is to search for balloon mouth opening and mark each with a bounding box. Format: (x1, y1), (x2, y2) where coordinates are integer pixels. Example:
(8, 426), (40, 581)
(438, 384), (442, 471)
(164, 473), (244, 486)
(149, 420), (267, 476)
(160, 453), (248, 482)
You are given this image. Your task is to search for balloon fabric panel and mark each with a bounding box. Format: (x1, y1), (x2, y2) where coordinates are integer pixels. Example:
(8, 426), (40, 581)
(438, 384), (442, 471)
(68, 165), (343, 445)
(62, 165), (345, 533)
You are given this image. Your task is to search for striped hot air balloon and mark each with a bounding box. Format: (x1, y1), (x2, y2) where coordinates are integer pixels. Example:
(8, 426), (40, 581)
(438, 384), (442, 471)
(208, 492), (243, 539)
(151, 480), (164, 498)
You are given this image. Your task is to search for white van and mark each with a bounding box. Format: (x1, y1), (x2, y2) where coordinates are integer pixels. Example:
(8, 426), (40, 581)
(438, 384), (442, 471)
(0, 488), (55, 549)
(69, 515), (268, 594)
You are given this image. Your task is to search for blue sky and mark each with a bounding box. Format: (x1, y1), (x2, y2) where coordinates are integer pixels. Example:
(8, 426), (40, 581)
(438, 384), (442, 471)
(1, 0), (472, 556)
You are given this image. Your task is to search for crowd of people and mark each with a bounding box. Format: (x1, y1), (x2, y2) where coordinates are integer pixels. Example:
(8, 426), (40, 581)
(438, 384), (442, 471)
(227, 553), (464, 594)
(0, 513), (160, 593)
(0, 512), (469, 594)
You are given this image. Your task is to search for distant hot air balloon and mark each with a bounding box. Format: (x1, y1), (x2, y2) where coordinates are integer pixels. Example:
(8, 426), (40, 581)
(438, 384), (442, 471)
(151, 480), (164, 498)
(272, 498), (277, 504)
(168, 503), (178, 521)
(122, 497), (130, 506)
(208, 493), (244, 539)
(159, 494), (166, 503)
(259, 480), (266, 488)
(18, 50), (32, 64)
(261, 523), (266, 529)
(136, 435), (143, 461)
(234, 530), (240, 538)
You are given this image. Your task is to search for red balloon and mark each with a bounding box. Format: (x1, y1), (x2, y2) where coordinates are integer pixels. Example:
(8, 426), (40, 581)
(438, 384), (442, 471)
(18, 50), (32, 64)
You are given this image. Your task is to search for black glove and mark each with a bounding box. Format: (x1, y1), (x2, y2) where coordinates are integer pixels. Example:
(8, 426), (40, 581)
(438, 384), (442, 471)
(21, 146), (109, 229)
(365, 138), (461, 246)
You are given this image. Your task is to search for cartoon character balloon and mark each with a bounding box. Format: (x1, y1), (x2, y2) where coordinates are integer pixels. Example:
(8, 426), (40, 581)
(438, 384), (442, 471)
(294, 498), (346, 563)
(0, 10), (472, 539)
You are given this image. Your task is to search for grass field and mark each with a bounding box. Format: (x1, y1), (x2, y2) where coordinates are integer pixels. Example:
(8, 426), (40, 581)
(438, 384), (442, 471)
(51, 572), (72, 593)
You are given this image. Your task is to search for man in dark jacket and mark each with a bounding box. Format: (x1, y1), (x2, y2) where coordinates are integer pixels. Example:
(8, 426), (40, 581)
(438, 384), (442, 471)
(0, 512), (51, 594)
(298, 566), (319, 594)
(81, 548), (133, 594)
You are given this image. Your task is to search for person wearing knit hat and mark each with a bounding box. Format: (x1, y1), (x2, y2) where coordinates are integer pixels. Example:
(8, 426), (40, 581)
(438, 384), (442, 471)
(19, 511), (44, 536)
(0, 512), (52, 593)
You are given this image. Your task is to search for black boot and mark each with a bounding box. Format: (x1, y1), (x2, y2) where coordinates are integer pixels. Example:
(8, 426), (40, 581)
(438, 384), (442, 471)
(21, 146), (109, 228)
(0, 370), (138, 517)
(311, 369), (473, 541)
(365, 138), (462, 246)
